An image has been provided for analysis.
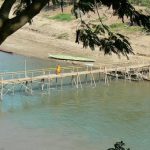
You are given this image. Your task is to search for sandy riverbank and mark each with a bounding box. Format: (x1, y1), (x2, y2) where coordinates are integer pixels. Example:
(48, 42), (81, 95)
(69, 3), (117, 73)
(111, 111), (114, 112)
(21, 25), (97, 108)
(1, 6), (150, 68)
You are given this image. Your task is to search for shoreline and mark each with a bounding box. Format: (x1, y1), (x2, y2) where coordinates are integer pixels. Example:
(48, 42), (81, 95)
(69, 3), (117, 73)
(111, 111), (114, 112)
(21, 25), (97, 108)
(1, 46), (150, 71)
(0, 47), (87, 67)
(0, 11), (150, 69)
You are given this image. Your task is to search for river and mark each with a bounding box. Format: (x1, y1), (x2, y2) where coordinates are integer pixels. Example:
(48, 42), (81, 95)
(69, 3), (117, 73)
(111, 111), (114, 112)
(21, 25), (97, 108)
(0, 53), (149, 150)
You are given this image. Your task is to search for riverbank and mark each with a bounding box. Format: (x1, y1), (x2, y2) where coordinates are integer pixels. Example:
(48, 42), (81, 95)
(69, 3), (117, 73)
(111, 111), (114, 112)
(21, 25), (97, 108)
(1, 6), (150, 68)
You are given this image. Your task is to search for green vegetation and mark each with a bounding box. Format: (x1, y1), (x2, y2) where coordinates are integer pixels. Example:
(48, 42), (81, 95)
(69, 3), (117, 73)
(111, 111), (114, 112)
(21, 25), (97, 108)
(50, 13), (74, 21)
(109, 23), (143, 33)
(108, 141), (130, 150)
(129, 0), (150, 7)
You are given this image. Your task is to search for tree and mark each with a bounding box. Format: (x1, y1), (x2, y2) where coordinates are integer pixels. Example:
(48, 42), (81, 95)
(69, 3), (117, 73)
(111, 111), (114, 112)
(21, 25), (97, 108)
(0, 0), (49, 44)
(0, 0), (150, 58)
(107, 141), (130, 150)
(73, 0), (150, 58)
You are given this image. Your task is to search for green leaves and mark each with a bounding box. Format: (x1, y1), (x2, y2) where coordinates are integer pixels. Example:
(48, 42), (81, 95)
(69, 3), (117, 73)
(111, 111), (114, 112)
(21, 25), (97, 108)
(118, 0), (150, 31)
(107, 141), (130, 150)
(73, 0), (99, 15)
(73, 0), (150, 31)
(76, 21), (134, 58)
(73, 0), (150, 58)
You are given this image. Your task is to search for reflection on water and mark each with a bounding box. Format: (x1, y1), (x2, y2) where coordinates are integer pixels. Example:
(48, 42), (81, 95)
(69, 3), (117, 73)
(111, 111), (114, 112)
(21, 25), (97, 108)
(0, 53), (149, 150)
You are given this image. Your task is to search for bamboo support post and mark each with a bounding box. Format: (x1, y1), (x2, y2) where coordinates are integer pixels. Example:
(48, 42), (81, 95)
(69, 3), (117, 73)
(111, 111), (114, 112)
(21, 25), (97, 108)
(71, 75), (74, 86)
(73, 76), (77, 87)
(0, 77), (3, 100)
(104, 67), (109, 85)
(30, 80), (33, 95)
(91, 72), (96, 87)
(55, 77), (58, 89)
(48, 75), (51, 94)
(78, 74), (82, 88)
(90, 69), (93, 86)
(25, 59), (27, 77)
(41, 80), (44, 91)
(104, 67), (106, 84)
(76, 73), (79, 89)
(85, 74), (88, 85)
(99, 67), (101, 83)
(125, 67), (127, 80)
(149, 67), (150, 77)
(12, 83), (15, 95)
(115, 67), (118, 80)
(61, 75), (63, 90)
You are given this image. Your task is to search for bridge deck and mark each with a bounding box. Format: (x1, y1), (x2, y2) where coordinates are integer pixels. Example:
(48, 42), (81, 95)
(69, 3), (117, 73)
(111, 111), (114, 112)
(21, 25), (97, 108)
(0, 64), (150, 99)
(0, 64), (150, 85)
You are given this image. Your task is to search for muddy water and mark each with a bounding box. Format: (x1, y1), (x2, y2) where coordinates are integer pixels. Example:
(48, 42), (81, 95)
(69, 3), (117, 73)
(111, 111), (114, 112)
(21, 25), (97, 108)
(0, 53), (149, 150)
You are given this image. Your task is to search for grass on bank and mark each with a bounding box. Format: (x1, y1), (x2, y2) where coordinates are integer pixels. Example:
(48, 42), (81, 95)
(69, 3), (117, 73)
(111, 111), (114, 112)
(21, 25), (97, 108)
(129, 0), (150, 7)
(50, 13), (74, 21)
(109, 23), (144, 33)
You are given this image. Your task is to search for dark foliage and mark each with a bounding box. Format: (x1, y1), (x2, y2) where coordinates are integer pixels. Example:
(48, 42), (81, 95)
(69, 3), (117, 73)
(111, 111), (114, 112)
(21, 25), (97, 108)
(73, 0), (150, 57)
(107, 141), (130, 150)
(14, 0), (60, 16)
(76, 21), (134, 59)
(118, 0), (150, 31)
(73, 0), (150, 30)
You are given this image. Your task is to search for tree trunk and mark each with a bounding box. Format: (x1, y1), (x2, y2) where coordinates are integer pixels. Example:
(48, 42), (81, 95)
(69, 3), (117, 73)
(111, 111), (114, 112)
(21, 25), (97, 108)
(0, 0), (49, 45)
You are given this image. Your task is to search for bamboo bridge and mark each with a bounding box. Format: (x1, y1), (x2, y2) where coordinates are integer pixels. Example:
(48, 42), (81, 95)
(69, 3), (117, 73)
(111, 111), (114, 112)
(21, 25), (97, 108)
(0, 64), (150, 100)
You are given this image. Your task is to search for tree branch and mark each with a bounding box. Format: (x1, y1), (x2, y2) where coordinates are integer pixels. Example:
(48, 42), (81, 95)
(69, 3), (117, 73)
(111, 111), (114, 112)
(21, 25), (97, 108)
(0, 0), (16, 19)
(0, 0), (49, 44)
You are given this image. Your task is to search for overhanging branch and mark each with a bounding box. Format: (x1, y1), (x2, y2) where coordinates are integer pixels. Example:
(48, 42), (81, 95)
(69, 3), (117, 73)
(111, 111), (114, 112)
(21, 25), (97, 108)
(0, 0), (49, 44)
(0, 0), (16, 19)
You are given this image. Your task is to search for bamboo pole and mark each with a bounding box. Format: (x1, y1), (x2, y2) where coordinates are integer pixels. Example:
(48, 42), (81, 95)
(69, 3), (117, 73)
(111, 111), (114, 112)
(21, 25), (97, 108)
(99, 66), (101, 83)
(104, 67), (107, 84)
(85, 74), (88, 85)
(61, 75), (63, 90)
(0, 77), (3, 100)
(12, 83), (15, 95)
(91, 73), (96, 87)
(30, 82), (33, 95)
(48, 75), (51, 94)
(104, 67), (109, 86)
(115, 67), (118, 80)
(76, 73), (79, 89)
(78, 74), (82, 88)
(25, 59), (27, 77)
